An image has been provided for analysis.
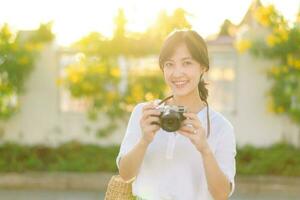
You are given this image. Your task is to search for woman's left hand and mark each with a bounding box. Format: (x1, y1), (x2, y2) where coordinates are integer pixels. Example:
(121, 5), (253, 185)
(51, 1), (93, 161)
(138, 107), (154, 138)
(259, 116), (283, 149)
(177, 112), (210, 154)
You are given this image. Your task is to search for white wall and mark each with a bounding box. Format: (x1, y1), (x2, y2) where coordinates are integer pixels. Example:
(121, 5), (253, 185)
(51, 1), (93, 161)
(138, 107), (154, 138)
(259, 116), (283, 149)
(226, 51), (299, 147)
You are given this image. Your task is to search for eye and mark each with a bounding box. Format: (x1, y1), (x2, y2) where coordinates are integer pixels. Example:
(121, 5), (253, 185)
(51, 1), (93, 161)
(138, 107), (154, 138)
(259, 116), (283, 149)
(183, 61), (192, 66)
(164, 62), (173, 68)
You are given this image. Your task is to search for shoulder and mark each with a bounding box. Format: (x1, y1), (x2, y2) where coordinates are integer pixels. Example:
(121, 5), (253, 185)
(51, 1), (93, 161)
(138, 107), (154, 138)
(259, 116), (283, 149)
(208, 108), (234, 136)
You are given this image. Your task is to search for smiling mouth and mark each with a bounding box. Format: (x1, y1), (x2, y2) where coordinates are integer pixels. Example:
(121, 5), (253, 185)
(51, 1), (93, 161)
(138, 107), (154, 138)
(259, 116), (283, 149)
(172, 80), (189, 88)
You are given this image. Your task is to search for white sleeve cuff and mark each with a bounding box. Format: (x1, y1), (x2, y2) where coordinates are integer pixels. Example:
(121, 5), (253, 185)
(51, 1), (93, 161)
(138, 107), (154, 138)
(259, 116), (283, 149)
(228, 179), (235, 197)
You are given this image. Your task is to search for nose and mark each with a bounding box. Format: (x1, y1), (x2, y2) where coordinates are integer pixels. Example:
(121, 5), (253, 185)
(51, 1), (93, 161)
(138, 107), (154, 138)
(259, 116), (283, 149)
(171, 63), (185, 77)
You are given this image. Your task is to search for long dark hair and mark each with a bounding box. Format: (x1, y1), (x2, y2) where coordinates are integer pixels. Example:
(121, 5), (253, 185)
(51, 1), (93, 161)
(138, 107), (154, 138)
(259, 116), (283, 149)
(158, 30), (211, 137)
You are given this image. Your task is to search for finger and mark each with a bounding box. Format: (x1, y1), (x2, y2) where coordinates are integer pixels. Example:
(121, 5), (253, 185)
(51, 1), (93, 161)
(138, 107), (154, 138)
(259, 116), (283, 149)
(179, 125), (194, 133)
(183, 112), (198, 120)
(141, 110), (160, 121)
(145, 116), (160, 125)
(177, 130), (193, 138)
(182, 119), (200, 130)
(142, 101), (157, 112)
(144, 124), (160, 133)
(182, 119), (194, 125)
(179, 126), (198, 136)
(140, 109), (160, 122)
(144, 109), (161, 118)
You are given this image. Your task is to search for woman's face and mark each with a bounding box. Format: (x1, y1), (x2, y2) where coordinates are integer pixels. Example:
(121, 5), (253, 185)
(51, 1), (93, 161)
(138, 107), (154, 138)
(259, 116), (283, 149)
(162, 42), (205, 97)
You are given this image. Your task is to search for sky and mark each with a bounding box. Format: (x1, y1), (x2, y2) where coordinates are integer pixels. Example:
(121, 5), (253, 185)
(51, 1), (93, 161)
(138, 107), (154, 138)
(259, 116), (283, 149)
(0, 0), (299, 46)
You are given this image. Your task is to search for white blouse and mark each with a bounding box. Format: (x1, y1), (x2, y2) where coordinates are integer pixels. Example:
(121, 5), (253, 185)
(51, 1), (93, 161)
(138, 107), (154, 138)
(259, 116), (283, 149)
(116, 100), (236, 200)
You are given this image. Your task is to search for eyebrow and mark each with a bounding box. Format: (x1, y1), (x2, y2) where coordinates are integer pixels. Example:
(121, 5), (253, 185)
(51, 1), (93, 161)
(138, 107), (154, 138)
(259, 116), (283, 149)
(165, 57), (193, 62)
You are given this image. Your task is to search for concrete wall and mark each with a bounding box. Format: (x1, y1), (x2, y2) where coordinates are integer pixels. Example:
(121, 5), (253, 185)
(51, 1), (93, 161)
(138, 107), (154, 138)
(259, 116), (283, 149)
(219, 48), (299, 147)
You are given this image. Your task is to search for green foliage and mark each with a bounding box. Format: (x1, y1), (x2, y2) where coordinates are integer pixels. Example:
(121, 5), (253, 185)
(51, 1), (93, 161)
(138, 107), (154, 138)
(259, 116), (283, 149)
(60, 56), (167, 136)
(0, 22), (54, 120)
(60, 8), (190, 137)
(0, 141), (119, 172)
(219, 19), (236, 36)
(0, 142), (299, 176)
(237, 143), (300, 176)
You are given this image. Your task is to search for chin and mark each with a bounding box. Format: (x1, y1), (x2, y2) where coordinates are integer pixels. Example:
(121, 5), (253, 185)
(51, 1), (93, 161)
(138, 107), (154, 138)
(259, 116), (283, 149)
(172, 89), (192, 97)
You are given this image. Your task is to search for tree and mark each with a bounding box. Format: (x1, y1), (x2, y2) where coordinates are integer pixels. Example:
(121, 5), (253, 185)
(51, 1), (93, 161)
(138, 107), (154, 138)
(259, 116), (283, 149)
(0, 22), (54, 119)
(238, 5), (300, 124)
(61, 8), (192, 136)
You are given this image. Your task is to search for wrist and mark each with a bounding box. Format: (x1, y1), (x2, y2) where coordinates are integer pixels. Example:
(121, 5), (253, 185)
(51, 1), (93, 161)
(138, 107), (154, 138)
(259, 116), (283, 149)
(140, 137), (151, 147)
(198, 143), (212, 156)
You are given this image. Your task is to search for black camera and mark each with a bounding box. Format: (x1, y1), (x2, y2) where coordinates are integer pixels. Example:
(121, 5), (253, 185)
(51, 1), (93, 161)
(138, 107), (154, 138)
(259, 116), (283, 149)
(153, 104), (187, 132)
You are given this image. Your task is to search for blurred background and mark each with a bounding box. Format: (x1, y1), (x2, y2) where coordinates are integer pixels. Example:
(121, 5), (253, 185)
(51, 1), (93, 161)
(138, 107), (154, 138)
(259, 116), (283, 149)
(0, 0), (300, 199)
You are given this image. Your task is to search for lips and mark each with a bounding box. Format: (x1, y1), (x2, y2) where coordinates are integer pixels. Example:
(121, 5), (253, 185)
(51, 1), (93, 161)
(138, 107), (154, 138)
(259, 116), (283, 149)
(172, 80), (189, 88)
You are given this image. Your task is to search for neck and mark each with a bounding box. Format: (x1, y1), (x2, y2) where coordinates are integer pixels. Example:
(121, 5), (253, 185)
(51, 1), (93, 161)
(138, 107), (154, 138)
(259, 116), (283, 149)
(166, 90), (207, 113)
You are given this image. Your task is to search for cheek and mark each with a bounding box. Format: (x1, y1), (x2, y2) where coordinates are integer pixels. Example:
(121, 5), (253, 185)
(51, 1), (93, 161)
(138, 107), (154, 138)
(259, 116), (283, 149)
(191, 68), (202, 81)
(187, 69), (200, 81)
(163, 71), (171, 83)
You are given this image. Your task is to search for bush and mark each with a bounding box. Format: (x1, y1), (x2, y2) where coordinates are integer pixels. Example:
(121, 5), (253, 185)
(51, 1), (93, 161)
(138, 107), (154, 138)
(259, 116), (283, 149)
(237, 142), (300, 176)
(0, 141), (299, 176)
(0, 141), (119, 172)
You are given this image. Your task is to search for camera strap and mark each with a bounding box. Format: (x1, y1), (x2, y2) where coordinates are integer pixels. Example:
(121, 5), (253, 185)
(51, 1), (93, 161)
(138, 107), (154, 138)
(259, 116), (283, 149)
(158, 95), (210, 138)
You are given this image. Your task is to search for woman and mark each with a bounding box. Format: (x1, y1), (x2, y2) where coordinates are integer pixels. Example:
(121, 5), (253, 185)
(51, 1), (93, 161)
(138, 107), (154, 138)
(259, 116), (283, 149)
(116, 30), (236, 200)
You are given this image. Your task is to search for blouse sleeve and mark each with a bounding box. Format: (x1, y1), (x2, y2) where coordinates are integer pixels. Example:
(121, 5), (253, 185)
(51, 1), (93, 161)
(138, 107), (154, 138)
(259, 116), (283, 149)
(115, 103), (144, 169)
(214, 122), (237, 197)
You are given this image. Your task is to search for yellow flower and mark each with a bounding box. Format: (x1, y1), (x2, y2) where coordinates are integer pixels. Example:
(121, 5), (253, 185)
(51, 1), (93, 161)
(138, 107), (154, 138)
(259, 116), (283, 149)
(69, 73), (80, 83)
(145, 92), (154, 101)
(24, 43), (35, 52)
(255, 5), (275, 27)
(77, 65), (86, 73)
(82, 82), (94, 93)
(235, 40), (252, 53)
(132, 85), (143, 101)
(270, 66), (280, 75)
(107, 91), (117, 102)
(274, 27), (289, 42)
(277, 106), (284, 113)
(11, 43), (18, 52)
(91, 65), (106, 74)
(67, 68), (82, 84)
(110, 67), (120, 77)
(297, 13), (300, 23)
(295, 60), (300, 70)
(1, 24), (12, 38)
(282, 66), (289, 73)
(125, 96), (133, 103)
(287, 55), (300, 69)
(34, 43), (43, 51)
(266, 34), (278, 47)
(18, 56), (29, 65)
(287, 54), (294, 66)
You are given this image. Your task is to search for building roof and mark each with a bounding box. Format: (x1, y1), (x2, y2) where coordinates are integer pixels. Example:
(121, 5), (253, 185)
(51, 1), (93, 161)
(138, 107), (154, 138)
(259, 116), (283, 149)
(206, 0), (263, 47)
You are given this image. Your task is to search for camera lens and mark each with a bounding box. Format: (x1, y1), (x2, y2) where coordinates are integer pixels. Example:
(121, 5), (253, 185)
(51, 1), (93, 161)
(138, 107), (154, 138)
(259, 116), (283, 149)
(161, 112), (181, 132)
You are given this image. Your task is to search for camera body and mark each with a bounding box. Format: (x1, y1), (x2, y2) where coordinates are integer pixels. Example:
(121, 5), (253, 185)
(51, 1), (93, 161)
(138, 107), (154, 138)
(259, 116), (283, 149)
(155, 104), (187, 132)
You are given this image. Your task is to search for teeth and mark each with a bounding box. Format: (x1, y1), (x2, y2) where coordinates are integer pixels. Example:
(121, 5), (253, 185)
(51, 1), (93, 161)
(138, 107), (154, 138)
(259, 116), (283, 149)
(173, 81), (187, 83)
(173, 80), (188, 86)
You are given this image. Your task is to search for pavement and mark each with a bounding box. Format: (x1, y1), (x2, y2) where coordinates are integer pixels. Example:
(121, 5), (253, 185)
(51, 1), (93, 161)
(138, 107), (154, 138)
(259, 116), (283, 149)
(0, 172), (299, 195)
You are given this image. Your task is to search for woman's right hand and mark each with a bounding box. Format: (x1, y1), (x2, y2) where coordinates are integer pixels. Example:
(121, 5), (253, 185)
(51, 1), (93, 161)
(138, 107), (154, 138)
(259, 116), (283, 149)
(140, 101), (161, 145)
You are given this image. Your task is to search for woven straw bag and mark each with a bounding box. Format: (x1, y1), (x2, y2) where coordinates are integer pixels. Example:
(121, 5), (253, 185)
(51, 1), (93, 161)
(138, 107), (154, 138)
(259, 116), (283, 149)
(104, 174), (135, 200)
